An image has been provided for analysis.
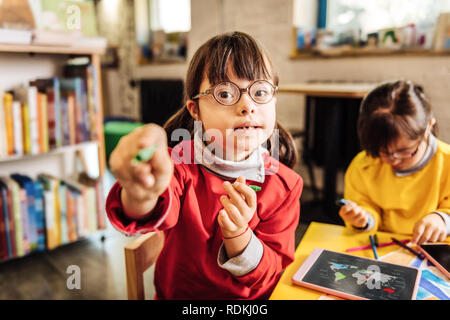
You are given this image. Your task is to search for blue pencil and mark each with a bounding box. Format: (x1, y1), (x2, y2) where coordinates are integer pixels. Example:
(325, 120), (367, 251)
(369, 235), (379, 260)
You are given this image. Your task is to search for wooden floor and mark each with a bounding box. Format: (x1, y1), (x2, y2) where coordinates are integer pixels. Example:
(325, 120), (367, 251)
(0, 170), (315, 300)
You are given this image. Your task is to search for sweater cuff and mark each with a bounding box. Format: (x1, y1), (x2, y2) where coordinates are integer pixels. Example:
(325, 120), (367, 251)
(105, 182), (172, 236)
(217, 230), (263, 277)
(432, 211), (450, 236)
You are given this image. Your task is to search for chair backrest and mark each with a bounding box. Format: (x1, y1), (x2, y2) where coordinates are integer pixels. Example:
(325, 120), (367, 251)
(124, 232), (164, 300)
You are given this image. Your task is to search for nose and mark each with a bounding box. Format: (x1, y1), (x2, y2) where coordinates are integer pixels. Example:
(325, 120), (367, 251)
(382, 156), (401, 166)
(236, 92), (256, 116)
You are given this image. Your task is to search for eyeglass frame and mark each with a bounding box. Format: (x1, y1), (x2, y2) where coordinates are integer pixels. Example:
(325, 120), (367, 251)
(190, 80), (278, 106)
(378, 132), (429, 160)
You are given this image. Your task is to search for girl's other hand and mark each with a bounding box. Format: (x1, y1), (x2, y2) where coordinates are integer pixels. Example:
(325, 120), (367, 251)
(218, 176), (257, 238)
(338, 200), (369, 229)
(412, 213), (447, 245)
(109, 123), (173, 203)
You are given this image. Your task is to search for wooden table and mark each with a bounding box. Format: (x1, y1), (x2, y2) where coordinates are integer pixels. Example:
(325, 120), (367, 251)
(269, 222), (449, 300)
(279, 82), (375, 219)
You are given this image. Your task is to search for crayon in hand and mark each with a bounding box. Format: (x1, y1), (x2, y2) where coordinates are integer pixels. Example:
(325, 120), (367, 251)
(249, 185), (261, 192)
(132, 145), (157, 165)
(335, 199), (348, 207)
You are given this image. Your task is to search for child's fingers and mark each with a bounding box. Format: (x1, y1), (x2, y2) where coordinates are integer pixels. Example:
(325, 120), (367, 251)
(232, 182), (257, 209)
(222, 181), (247, 212)
(416, 224), (433, 245)
(429, 228), (442, 243)
(438, 231), (447, 242)
(218, 210), (238, 232)
(220, 196), (245, 228)
(412, 223), (424, 245)
(131, 163), (155, 188)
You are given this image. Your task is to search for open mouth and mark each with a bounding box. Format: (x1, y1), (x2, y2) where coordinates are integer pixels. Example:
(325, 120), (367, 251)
(233, 125), (262, 132)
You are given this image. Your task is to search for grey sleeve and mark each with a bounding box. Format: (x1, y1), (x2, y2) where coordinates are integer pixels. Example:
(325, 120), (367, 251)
(217, 230), (263, 277)
(432, 211), (450, 236)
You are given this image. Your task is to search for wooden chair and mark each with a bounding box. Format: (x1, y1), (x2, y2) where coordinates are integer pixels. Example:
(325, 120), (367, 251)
(124, 232), (164, 300)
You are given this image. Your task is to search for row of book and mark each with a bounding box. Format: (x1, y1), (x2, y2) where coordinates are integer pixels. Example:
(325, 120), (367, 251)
(0, 61), (101, 158)
(0, 173), (106, 261)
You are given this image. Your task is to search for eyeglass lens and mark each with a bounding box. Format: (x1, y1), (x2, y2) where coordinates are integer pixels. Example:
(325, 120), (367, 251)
(213, 81), (274, 106)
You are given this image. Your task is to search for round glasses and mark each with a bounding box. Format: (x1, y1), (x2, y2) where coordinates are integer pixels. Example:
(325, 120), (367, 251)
(191, 80), (278, 106)
(379, 137), (424, 160)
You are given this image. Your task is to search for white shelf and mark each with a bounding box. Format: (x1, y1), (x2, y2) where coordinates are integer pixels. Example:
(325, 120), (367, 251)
(0, 141), (98, 163)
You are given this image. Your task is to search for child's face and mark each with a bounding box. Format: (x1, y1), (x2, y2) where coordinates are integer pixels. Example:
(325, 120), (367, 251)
(189, 71), (277, 161)
(379, 133), (428, 171)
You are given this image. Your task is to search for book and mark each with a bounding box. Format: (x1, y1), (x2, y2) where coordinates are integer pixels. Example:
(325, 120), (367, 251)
(38, 173), (60, 249)
(37, 92), (49, 153)
(21, 101), (31, 154)
(11, 101), (23, 155)
(65, 188), (78, 242)
(60, 77), (89, 143)
(0, 28), (32, 44)
(11, 174), (37, 252)
(31, 78), (61, 149)
(61, 177), (88, 237)
(1, 177), (23, 257)
(58, 181), (68, 244)
(32, 29), (82, 46)
(15, 86), (40, 154)
(33, 181), (46, 251)
(0, 90), (7, 158)
(0, 179), (12, 259)
(0, 183), (8, 260)
(3, 93), (14, 156)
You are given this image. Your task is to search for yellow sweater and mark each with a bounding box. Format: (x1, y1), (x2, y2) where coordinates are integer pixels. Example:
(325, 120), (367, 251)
(344, 138), (450, 235)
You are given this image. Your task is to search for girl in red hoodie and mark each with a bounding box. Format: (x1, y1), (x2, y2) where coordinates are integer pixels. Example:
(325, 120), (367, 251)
(106, 31), (303, 299)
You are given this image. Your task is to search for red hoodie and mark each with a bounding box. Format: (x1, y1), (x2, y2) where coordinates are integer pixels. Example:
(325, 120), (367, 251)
(105, 140), (303, 299)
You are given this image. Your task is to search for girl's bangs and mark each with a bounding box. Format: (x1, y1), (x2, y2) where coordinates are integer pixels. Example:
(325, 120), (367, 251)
(206, 35), (273, 85)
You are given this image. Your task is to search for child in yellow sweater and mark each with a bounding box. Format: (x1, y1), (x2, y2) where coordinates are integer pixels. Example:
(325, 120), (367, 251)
(339, 80), (450, 245)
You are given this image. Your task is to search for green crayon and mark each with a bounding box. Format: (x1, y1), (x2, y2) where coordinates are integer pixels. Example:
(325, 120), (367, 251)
(132, 145), (157, 165)
(249, 185), (261, 192)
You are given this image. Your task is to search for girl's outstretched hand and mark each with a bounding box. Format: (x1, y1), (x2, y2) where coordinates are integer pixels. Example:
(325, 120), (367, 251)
(218, 176), (257, 239)
(412, 213), (447, 245)
(109, 123), (173, 212)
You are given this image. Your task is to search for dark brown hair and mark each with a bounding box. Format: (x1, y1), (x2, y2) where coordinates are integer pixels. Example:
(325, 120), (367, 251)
(164, 31), (298, 168)
(358, 80), (437, 158)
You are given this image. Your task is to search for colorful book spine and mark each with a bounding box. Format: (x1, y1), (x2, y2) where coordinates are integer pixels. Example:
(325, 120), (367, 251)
(59, 182), (68, 244)
(33, 181), (46, 251)
(3, 177), (24, 258)
(0, 180), (12, 259)
(0, 90), (7, 158)
(3, 93), (14, 156)
(0, 186), (8, 260)
(12, 101), (23, 155)
(22, 102), (31, 155)
(28, 86), (39, 155)
(40, 93), (49, 153)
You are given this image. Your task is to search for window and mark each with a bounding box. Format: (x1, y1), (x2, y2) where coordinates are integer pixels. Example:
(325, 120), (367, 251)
(135, 0), (190, 63)
(149, 0), (191, 33)
(326, 0), (450, 37)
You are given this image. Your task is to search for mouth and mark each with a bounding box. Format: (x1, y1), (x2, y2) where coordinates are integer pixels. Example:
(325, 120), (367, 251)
(233, 124), (262, 132)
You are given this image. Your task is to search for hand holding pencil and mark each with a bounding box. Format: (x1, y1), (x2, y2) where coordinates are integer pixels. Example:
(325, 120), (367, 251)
(109, 123), (174, 216)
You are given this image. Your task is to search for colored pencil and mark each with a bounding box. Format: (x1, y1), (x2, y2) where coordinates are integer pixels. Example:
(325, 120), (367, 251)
(369, 235), (379, 260)
(391, 237), (426, 260)
(346, 239), (409, 252)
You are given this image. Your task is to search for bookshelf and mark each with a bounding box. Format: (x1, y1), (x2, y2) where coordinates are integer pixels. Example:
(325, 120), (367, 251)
(0, 43), (107, 262)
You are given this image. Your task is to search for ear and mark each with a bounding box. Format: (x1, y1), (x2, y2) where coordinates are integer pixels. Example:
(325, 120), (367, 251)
(186, 99), (200, 121)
